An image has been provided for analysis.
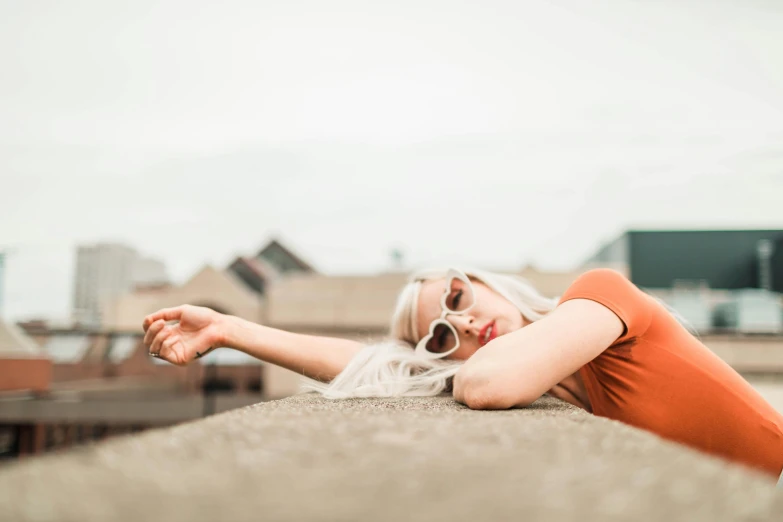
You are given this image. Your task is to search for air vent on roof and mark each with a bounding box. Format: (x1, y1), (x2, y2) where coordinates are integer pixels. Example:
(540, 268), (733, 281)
(712, 289), (783, 334)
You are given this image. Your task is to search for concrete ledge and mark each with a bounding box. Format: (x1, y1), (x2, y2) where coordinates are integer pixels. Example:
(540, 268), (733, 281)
(0, 394), (782, 521)
(0, 394), (266, 424)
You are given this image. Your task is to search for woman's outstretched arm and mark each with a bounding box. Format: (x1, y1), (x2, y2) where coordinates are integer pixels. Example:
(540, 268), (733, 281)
(142, 305), (363, 382)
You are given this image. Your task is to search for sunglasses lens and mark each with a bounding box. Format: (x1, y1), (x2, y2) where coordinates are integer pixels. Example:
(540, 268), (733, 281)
(445, 277), (474, 313)
(426, 323), (457, 354)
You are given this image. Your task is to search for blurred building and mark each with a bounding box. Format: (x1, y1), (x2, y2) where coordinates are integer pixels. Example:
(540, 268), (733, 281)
(0, 320), (52, 459)
(72, 243), (135, 327)
(103, 265), (264, 331)
(584, 229), (783, 335)
(0, 320), (302, 460)
(0, 239), (319, 461)
(0, 320), (51, 393)
(251, 238), (316, 274)
(584, 229), (783, 291)
(72, 243), (170, 328)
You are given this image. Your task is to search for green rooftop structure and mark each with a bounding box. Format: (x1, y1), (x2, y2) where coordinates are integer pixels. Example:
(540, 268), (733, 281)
(585, 230), (783, 292)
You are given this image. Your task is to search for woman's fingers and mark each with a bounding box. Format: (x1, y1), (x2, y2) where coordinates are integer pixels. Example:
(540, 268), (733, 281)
(158, 336), (180, 365)
(143, 306), (185, 332)
(150, 325), (173, 356)
(143, 320), (165, 347)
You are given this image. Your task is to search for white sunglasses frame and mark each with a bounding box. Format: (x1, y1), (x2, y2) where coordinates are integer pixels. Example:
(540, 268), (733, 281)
(414, 268), (476, 359)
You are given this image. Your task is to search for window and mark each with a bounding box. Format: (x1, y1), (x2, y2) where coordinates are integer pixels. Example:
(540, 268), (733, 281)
(247, 378), (263, 394)
(202, 378), (236, 393)
(0, 426), (18, 460)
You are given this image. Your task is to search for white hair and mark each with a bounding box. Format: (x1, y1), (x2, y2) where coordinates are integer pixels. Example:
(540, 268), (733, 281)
(304, 267), (558, 399)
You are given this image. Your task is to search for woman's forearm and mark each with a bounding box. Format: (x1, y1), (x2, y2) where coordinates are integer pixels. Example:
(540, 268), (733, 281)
(218, 315), (363, 382)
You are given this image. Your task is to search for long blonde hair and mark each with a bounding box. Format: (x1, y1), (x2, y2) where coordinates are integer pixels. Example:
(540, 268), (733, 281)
(304, 267), (558, 399)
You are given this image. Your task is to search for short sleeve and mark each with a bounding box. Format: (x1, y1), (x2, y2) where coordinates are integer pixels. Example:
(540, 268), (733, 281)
(558, 269), (654, 344)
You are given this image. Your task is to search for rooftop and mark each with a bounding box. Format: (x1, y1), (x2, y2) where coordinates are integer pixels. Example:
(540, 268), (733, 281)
(0, 320), (45, 357)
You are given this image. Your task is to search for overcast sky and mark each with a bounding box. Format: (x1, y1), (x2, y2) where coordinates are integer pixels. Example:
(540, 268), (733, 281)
(1, 0), (782, 321)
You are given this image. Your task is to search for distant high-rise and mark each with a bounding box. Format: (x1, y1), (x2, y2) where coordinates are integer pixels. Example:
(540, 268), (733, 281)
(72, 243), (168, 327)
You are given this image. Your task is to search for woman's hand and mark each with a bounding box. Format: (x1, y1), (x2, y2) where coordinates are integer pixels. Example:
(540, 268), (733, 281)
(142, 305), (226, 366)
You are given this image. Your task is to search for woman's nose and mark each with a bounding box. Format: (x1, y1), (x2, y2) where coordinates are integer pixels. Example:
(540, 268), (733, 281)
(448, 314), (475, 336)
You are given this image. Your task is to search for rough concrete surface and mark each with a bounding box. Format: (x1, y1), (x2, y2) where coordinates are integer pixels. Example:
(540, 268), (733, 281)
(1, 394), (782, 521)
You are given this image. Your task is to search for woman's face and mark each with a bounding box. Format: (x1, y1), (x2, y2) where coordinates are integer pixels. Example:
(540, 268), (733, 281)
(415, 276), (528, 360)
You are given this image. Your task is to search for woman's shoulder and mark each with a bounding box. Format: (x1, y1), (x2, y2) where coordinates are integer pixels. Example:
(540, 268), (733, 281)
(561, 268), (639, 300)
(559, 268), (655, 343)
(570, 267), (630, 284)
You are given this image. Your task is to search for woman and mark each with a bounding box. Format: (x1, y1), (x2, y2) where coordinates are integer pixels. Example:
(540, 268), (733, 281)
(142, 267), (783, 483)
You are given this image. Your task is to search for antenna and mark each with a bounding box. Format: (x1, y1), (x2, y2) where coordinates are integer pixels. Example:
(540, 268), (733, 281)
(0, 247), (19, 319)
(0, 249), (9, 319)
(757, 239), (774, 291)
(390, 247), (405, 272)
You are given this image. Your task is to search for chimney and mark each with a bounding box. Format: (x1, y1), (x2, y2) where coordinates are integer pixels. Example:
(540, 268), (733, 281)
(757, 239), (774, 291)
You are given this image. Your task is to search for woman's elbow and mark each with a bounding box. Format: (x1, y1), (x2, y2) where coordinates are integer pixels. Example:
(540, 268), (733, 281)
(453, 369), (529, 410)
(462, 390), (510, 410)
(454, 367), (540, 410)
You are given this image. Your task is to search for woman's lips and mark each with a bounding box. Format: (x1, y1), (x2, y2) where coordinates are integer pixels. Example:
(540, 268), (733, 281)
(479, 320), (497, 347)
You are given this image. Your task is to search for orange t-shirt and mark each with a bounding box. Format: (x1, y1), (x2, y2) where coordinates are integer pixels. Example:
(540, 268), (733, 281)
(559, 268), (783, 478)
